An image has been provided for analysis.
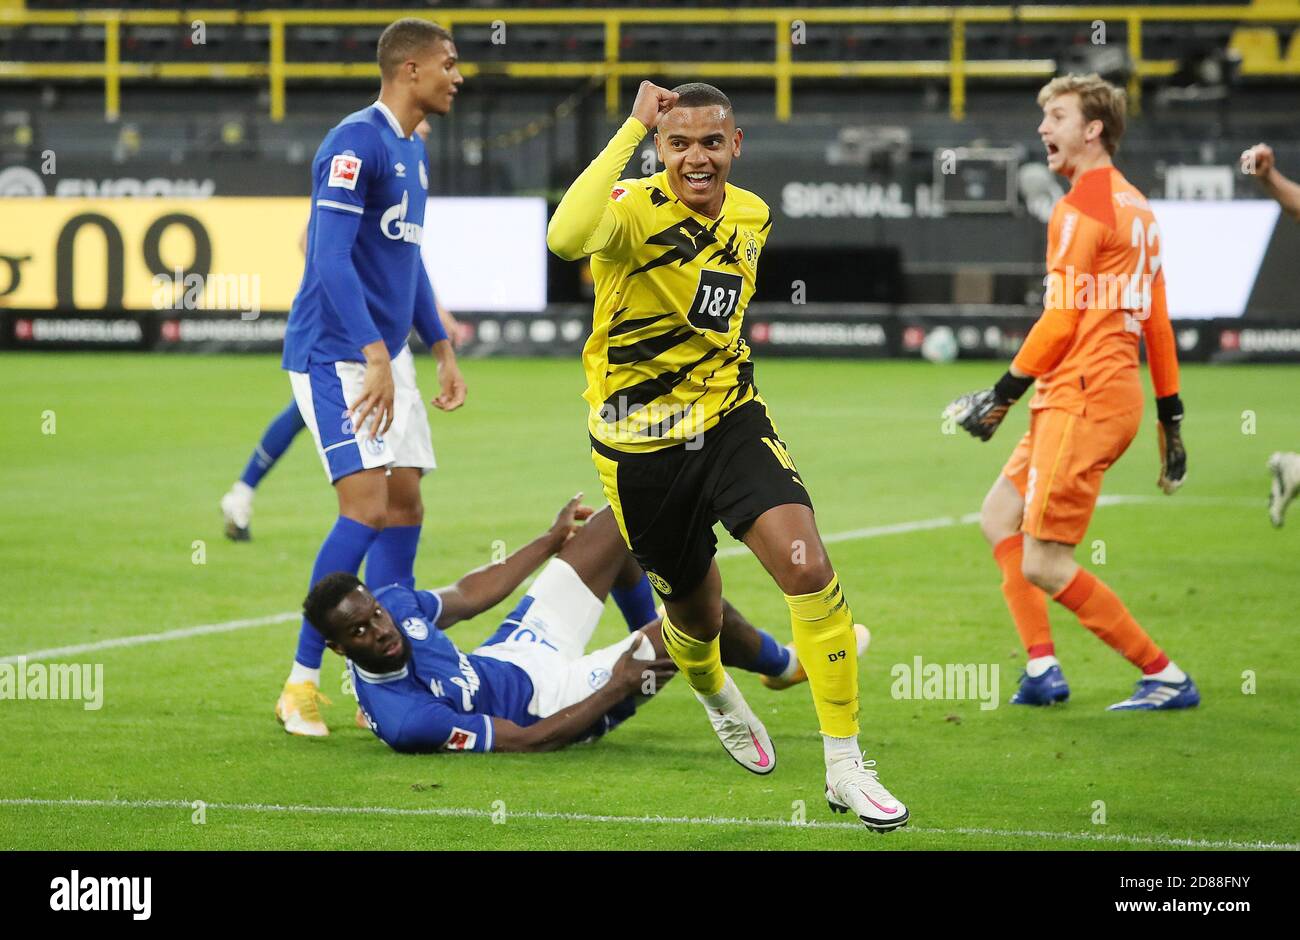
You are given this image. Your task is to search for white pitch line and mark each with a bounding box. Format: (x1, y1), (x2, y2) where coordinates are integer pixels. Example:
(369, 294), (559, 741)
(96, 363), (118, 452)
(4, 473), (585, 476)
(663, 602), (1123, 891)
(0, 612), (298, 665)
(0, 798), (1293, 851)
(0, 493), (1257, 664)
(716, 493), (1257, 559)
(717, 492), (1141, 560)
(717, 512), (972, 559)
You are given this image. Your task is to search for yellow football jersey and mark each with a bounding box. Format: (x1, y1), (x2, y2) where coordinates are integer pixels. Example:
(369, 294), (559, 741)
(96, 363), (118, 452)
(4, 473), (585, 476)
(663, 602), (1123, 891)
(579, 168), (772, 452)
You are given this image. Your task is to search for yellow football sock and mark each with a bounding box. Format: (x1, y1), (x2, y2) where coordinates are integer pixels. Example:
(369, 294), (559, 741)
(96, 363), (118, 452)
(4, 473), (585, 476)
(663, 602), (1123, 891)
(661, 614), (726, 697)
(786, 574), (859, 737)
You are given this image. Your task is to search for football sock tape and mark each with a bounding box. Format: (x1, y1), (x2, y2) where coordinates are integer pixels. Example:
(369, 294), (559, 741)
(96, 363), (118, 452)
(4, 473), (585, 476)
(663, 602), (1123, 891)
(660, 614), (726, 697)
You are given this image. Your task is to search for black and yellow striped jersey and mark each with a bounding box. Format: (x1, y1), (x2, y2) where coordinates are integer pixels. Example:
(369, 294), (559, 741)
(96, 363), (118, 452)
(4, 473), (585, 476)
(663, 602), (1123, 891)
(546, 116), (774, 452)
(578, 168), (771, 452)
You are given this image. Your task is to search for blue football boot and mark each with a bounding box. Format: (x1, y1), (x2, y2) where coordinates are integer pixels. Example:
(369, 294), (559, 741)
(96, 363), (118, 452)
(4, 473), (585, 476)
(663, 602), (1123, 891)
(1010, 664), (1071, 706)
(1107, 676), (1200, 711)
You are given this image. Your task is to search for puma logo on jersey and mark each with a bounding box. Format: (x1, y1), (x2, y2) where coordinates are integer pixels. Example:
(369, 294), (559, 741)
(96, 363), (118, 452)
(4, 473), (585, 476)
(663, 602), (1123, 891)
(629, 217), (718, 276)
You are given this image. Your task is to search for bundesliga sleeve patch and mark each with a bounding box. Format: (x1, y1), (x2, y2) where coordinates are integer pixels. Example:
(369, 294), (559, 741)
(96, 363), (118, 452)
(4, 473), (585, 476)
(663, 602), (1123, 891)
(610, 186), (629, 202)
(328, 154), (362, 190)
(444, 727), (478, 751)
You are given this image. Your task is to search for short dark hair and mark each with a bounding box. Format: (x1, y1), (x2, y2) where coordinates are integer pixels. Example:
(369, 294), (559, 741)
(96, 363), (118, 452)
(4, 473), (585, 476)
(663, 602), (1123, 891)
(671, 82), (733, 116)
(378, 18), (453, 79)
(303, 572), (364, 639)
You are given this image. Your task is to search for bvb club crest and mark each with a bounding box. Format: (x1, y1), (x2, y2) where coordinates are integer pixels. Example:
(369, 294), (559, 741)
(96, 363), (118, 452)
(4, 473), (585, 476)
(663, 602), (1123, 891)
(646, 571), (671, 594)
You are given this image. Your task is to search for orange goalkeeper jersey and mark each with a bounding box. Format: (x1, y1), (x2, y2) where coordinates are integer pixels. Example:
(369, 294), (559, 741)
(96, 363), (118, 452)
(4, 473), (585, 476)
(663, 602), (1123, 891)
(1014, 165), (1180, 419)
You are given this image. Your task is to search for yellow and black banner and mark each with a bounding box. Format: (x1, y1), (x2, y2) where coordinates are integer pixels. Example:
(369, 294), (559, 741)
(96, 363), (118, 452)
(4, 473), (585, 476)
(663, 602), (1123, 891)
(0, 197), (309, 312)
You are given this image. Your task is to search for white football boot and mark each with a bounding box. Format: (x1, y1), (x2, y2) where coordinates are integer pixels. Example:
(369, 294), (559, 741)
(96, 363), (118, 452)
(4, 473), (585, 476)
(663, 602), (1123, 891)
(1268, 452), (1300, 528)
(694, 673), (776, 775)
(826, 754), (909, 832)
(221, 481), (254, 542)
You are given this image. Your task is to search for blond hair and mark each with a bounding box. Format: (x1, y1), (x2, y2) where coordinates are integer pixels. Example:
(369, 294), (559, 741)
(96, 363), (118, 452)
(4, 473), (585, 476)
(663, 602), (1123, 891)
(1037, 73), (1126, 156)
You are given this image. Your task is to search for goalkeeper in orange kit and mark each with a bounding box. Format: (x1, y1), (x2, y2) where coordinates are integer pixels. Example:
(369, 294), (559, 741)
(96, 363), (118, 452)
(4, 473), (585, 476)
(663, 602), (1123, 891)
(946, 74), (1198, 711)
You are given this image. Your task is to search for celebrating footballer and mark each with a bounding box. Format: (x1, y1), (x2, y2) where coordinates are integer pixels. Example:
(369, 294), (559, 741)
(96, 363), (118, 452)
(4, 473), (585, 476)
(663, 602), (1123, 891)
(547, 80), (907, 831)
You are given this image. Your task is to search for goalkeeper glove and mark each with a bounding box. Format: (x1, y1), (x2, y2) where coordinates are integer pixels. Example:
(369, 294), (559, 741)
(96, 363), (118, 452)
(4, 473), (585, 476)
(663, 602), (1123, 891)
(1156, 394), (1187, 494)
(944, 371), (1034, 442)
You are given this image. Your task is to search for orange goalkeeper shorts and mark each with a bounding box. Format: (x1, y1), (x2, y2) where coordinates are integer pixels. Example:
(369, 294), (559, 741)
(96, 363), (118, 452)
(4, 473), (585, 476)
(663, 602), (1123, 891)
(1002, 406), (1140, 545)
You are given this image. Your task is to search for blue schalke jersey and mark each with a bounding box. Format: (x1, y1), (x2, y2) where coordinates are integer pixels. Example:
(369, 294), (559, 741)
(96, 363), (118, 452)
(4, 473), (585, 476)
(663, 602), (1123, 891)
(350, 584), (538, 754)
(283, 102), (432, 371)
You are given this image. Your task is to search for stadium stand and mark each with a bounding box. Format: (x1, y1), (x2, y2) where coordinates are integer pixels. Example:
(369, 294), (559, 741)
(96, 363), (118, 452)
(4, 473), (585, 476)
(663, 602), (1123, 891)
(2, 3), (1297, 348)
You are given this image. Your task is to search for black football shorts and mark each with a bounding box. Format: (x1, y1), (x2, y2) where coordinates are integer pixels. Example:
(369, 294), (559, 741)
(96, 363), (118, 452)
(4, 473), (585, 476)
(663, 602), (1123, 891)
(590, 398), (813, 600)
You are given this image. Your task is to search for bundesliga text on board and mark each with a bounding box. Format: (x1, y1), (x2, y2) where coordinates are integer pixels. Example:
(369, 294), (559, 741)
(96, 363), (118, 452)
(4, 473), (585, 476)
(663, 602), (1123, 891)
(749, 320), (888, 349)
(13, 317), (143, 346)
(159, 316), (288, 345)
(1220, 328), (1300, 353)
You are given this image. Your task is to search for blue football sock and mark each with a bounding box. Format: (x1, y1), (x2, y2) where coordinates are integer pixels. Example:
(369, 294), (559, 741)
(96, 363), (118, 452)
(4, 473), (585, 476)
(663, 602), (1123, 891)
(611, 574), (658, 631)
(295, 515), (380, 669)
(365, 524), (422, 591)
(241, 400), (307, 489)
(750, 630), (793, 677)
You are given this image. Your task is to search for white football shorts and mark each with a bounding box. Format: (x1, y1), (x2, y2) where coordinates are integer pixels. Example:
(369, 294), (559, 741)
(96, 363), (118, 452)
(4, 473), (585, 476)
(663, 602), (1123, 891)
(472, 558), (655, 720)
(289, 344), (436, 483)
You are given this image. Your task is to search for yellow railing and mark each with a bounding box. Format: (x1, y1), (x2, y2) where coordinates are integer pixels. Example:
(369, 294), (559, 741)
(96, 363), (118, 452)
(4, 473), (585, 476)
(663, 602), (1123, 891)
(1, 6), (1298, 122)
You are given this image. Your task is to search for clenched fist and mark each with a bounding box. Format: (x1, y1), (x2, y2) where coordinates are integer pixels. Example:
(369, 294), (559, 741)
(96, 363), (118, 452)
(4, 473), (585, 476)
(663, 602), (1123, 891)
(1240, 142), (1275, 178)
(631, 81), (679, 132)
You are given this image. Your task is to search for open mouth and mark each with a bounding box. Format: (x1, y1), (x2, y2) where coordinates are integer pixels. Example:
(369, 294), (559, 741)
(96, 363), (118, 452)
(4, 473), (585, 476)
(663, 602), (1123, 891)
(684, 171), (713, 191)
(1045, 142), (1060, 159)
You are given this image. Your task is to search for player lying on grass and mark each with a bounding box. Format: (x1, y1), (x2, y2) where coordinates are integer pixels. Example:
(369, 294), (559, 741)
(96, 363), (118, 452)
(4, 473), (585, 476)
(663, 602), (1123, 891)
(945, 73), (1198, 712)
(303, 495), (860, 753)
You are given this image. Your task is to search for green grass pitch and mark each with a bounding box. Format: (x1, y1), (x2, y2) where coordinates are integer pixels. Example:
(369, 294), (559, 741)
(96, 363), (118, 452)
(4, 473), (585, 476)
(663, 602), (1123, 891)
(1, 352), (1297, 850)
